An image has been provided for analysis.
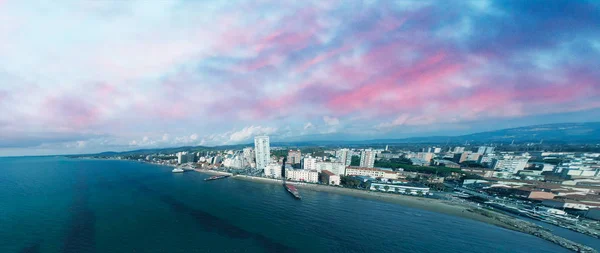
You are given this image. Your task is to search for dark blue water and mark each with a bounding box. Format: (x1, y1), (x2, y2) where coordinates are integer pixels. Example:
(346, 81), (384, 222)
(0, 157), (575, 253)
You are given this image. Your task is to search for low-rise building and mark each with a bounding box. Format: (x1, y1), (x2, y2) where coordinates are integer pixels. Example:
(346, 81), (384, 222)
(345, 166), (398, 180)
(319, 170), (340, 185)
(461, 168), (494, 178)
(264, 163), (282, 178)
(369, 183), (430, 195)
(432, 159), (460, 168)
(315, 162), (345, 175)
(513, 187), (556, 200)
(541, 199), (593, 211)
(285, 169), (319, 183)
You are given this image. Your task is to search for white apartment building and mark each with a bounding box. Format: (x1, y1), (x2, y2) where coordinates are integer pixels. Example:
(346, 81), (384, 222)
(223, 156), (244, 169)
(336, 148), (352, 166)
(302, 156), (317, 171)
(242, 147), (254, 168)
(453, 147), (465, 153)
(176, 152), (195, 164)
(264, 163), (282, 178)
(477, 146), (495, 155)
(285, 169), (318, 183)
(491, 157), (530, 174)
(315, 162), (346, 175)
(345, 167), (397, 180)
(254, 136), (270, 170)
(360, 149), (375, 168)
(416, 152), (434, 163)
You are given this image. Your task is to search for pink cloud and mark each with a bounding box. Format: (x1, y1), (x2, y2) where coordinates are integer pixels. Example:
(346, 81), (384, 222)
(326, 50), (463, 114)
(44, 96), (101, 129)
(296, 44), (352, 73)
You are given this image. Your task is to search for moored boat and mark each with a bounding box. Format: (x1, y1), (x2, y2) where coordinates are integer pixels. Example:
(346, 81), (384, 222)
(284, 183), (301, 199)
(204, 175), (230, 181)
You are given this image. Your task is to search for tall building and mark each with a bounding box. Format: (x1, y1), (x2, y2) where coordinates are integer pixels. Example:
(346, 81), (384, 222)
(360, 149), (375, 168)
(302, 156), (317, 171)
(242, 147), (255, 168)
(176, 152), (195, 164)
(477, 146), (495, 155)
(254, 136), (270, 170)
(453, 152), (480, 164)
(453, 147), (465, 153)
(427, 147), (442, 153)
(287, 150), (301, 164)
(177, 152), (187, 164)
(336, 148), (352, 166)
(415, 152), (434, 163)
(491, 157), (529, 174)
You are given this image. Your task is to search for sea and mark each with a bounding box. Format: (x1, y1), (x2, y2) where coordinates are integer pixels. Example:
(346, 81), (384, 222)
(0, 157), (593, 253)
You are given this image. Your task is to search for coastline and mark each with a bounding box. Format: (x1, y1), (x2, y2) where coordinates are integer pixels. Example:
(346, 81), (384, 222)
(233, 175), (510, 228)
(229, 174), (597, 253)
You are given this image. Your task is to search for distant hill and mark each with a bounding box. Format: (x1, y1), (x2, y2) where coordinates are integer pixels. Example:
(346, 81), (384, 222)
(72, 122), (600, 157)
(368, 122), (600, 144)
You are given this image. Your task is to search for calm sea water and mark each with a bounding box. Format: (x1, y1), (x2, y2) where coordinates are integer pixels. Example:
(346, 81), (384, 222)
(0, 157), (578, 253)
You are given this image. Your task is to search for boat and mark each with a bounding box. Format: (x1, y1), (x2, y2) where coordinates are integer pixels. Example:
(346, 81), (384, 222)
(204, 175), (230, 181)
(172, 168), (184, 173)
(284, 184), (301, 199)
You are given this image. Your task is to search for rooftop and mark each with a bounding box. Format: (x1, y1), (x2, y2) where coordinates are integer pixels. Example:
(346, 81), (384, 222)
(321, 170), (335, 176)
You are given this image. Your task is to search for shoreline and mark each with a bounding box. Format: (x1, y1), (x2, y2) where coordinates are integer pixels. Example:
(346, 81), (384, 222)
(233, 175), (511, 228)
(229, 174), (596, 253)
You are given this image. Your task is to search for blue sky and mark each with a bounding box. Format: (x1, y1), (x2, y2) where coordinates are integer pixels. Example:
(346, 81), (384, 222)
(0, 0), (599, 156)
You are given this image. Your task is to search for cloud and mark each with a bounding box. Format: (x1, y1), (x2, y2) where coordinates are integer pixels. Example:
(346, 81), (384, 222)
(1, 0), (600, 156)
(229, 126), (278, 142)
(323, 116), (340, 126)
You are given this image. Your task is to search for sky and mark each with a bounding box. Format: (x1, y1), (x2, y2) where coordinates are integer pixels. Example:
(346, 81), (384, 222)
(1, 0), (600, 156)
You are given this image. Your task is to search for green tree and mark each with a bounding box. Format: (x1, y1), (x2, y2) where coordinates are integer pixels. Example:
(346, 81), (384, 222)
(350, 155), (360, 166)
(373, 185), (380, 191)
(416, 190), (423, 196)
(383, 185), (390, 192)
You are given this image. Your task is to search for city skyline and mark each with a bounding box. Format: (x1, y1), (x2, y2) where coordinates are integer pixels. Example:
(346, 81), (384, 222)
(1, 0), (600, 156)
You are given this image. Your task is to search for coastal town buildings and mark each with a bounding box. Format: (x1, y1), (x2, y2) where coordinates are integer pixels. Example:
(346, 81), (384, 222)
(264, 163), (282, 178)
(287, 150), (301, 164)
(302, 156), (317, 171)
(360, 149), (375, 168)
(285, 169), (318, 183)
(335, 148), (352, 166)
(320, 170), (340, 185)
(491, 157), (530, 174)
(254, 136), (270, 170)
(345, 166), (397, 180)
(315, 161), (345, 175)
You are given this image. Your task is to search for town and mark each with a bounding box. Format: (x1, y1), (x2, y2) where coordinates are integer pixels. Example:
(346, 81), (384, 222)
(95, 135), (600, 240)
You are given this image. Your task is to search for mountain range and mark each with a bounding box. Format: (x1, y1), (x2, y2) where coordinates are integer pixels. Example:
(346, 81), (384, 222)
(82, 122), (600, 157)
